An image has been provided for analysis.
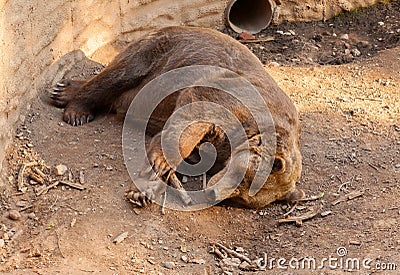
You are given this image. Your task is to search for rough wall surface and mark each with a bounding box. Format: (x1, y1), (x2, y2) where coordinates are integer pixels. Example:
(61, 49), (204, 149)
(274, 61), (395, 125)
(0, 0), (385, 187)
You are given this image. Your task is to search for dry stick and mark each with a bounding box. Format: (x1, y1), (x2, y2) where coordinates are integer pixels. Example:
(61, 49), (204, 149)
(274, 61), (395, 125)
(60, 181), (86, 190)
(28, 171), (45, 185)
(17, 162), (36, 192)
(368, 163), (379, 171)
(278, 204), (322, 224)
(283, 202), (299, 218)
(37, 181), (59, 196)
(32, 167), (47, 179)
(355, 97), (382, 102)
(211, 246), (227, 259)
(332, 190), (364, 206)
(215, 243), (252, 264)
(295, 192), (324, 202)
(239, 36), (275, 43)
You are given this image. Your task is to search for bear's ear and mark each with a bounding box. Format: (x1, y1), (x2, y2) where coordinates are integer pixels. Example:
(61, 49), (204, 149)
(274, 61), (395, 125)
(271, 156), (286, 174)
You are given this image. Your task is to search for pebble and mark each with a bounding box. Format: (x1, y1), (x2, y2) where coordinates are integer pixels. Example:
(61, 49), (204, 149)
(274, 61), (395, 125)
(321, 210), (332, 217)
(222, 257), (241, 267)
(270, 61), (280, 67)
(28, 213), (36, 219)
(378, 21), (384, 26)
(182, 176), (188, 183)
(0, 239), (5, 248)
(235, 247), (244, 253)
(163, 261), (176, 269)
(395, 164), (400, 169)
(8, 210), (22, 221)
(181, 255), (188, 262)
(3, 233), (9, 240)
(54, 164), (68, 176)
(239, 261), (250, 270)
(358, 40), (370, 48)
(340, 34), (349, 40)
(351, 48), (362, 57)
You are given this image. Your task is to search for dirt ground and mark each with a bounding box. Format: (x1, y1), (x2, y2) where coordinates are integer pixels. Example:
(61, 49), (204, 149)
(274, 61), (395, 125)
(1, 2), (399, 274)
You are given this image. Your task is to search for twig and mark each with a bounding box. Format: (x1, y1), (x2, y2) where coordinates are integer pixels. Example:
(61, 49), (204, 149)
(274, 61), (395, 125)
(278, 205), (322, 225)
(20, 205), (33, 212)
(355, 97), (382, 102)
(215, 243), (252, 264)
(210, 246), (227, 259)
(338, 182), (349, 193)
(239, 36), (275, 43)
(332, 190), (364, 206)
(60, 181), (86, 190)
(36, 181), (59, 196)
(283, 202), (298, 217)
(17, 162), (36, 192)
(368, 163), (379, 171)
(295, 192), (324, 202)
(28, 171), (45, 185)
(32, 167), (47, 179)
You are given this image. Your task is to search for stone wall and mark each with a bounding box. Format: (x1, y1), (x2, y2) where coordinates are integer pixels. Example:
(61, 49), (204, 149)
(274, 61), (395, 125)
(0, 0), (385, 187)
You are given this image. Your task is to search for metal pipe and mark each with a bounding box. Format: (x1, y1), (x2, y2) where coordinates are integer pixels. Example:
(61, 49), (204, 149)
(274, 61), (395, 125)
(225, 0), (276, 34)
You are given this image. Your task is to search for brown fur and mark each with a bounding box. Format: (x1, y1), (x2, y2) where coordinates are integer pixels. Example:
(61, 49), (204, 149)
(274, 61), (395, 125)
(50, 26), (303, 208)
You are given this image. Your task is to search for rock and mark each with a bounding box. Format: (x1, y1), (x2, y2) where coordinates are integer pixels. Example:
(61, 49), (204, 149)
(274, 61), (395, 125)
(395, 164), (400, 169)
(0, 239), (5, 248)
(182, 176), (188, 183)
(2, 233), (9, 240)
(321, 210), (332, 217)
(181, 255), (188, 262)
(340, 34), (349, 40)
(239, 261), (250, 270)
(269, 61), (280, 67)
(222, 257), (241, 267)
(8, 210), (22, 221)
(358, 41), (370, 48)
(163, 261), (176, 269)
(28, 213), (36, 219)
(190, 257), (205, 264)
(378, 21), (384, 26)
(351, 48), (361, 57)
(239, 32), (255, 40)
(54, 164), (68, 176)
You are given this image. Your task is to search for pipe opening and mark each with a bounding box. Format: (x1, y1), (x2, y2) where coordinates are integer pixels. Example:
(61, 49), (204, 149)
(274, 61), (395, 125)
(225, 0), (275, 34)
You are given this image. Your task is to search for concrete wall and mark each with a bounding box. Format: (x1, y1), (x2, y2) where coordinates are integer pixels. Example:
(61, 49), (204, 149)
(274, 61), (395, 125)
(0, 0), (384, 186)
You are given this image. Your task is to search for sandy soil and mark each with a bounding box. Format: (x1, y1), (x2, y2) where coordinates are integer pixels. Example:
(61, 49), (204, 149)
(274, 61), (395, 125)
(1, 2), (399, 274)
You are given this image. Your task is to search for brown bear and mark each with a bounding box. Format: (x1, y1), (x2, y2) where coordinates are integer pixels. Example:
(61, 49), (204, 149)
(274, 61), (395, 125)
(49, 26), (303, 209)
